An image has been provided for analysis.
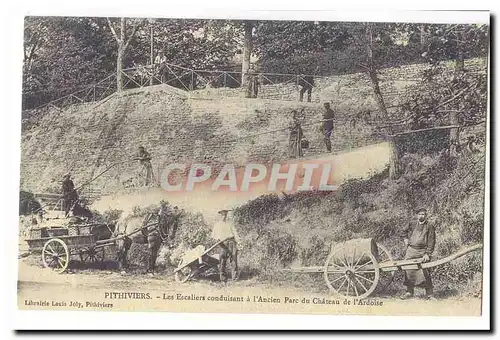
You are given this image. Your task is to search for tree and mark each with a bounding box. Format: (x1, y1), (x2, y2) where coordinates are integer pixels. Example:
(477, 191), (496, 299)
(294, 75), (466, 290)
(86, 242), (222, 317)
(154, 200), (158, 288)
(364, 22), (389, 120)
(421, 24), (489, 73)
(22, 17), (116, 109)
(253, 21), (350, 75)
(241, 21), (254, 86)
(130, 19), (239, 70)
(106, 17), (142, 92)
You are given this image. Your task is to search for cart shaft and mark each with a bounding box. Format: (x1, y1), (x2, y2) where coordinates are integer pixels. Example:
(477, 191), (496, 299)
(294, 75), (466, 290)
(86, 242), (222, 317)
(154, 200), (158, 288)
(283, 244), (483, 274)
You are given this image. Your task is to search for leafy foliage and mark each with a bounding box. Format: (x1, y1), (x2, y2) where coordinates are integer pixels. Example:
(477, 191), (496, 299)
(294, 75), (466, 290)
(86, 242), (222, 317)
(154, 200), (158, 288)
(398, 64), (488, 129)
(19, 190), (42, 215)
(22, 18), (489, 111)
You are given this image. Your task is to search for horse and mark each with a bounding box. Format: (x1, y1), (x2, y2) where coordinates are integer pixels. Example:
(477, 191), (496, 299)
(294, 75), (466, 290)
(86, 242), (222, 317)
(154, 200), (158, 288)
(113, 204), (180, 273)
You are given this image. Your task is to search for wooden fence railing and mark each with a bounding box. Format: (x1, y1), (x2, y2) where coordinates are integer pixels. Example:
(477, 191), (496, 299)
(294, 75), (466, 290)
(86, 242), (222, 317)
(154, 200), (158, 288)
(23, 63), (326, 114)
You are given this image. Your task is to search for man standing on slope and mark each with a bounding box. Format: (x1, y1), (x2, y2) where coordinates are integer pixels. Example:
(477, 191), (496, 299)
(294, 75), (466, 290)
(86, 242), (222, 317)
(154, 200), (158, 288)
(401, 208), (436, 300)
(135, 146), (154, 186)
(322, 102), (335, 152)
(288, 110), (304, 159)
(212, 209), (240, 282)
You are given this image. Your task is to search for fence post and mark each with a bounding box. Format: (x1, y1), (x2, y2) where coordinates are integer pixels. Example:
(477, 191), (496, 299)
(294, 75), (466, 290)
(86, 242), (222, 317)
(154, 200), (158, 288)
(297, 75), (300, 101)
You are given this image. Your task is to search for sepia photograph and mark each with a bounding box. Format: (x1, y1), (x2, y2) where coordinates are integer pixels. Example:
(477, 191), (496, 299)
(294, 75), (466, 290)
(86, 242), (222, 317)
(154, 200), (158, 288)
(14, 8), (490, 329)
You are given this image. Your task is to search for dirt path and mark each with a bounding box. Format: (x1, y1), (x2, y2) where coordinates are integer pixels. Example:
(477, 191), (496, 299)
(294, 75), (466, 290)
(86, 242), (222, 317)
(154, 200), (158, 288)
(18, 260), (481, 316)
(87, 141), (392, 226)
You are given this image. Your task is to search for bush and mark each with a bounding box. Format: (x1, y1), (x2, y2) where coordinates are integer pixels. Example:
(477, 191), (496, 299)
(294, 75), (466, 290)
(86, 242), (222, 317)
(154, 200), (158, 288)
(232, 147), (485, 297)
(19, 190), (41, 215)
(100, 208), (124, 224)
(175, 212), (211, 249)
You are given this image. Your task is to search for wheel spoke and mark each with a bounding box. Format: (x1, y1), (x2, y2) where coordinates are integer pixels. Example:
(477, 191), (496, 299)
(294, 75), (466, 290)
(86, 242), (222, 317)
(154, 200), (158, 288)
(351, 247), (356, 269)
(354, 275), (368, 293)
(346, 278), (351, 296)
(47, 244), (56, 255)
(54, 243), (62, 254)
(327, 260), (345, 271)
(353, 252), (366, 268)
(328, 274), (346, 286)
(344, 253), (351, 268)
(57, 258), (65, 268)
(44, 250), (58, 257)
(352, 278), (360, 296)
(354, 260), (372, 271)
(48, 258), (56, 267)
(337, 277), (348, 293)
(336, 254), (348, 268)
(355, 273), (375, 284)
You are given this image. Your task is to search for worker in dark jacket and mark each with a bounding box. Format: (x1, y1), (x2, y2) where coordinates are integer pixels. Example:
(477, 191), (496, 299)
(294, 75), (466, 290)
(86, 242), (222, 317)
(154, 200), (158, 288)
(61, 173), (78, 217)
(288, 110), (304, 159)
(247, 73), (260, 98)
(401, 208), (436, 300)
(135, 146), (154, 186)
(298, 75), (314, 102)
(322, 102), (335, 152)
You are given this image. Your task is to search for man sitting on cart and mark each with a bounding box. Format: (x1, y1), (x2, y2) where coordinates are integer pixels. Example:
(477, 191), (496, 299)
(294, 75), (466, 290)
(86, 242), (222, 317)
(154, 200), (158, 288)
(212, 209), (241, 282)
(61, 173), (78, 217)
(401, 208), (436, 300)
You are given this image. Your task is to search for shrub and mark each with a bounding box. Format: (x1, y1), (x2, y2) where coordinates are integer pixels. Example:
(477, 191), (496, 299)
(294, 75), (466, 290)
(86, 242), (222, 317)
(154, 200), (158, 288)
(19, 190), (41, 215)
(175, 212), (211, 249)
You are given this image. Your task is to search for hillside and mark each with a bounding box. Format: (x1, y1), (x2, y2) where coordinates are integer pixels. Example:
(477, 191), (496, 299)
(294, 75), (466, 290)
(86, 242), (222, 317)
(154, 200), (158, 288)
(20, 86), (379, 197)
(20, 57), (486, 198)
(230, 143), (486, 297)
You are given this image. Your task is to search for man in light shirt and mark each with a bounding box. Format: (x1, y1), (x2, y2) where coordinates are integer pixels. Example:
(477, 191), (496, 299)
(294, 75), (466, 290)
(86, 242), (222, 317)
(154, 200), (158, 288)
(212, 209), (240, 282)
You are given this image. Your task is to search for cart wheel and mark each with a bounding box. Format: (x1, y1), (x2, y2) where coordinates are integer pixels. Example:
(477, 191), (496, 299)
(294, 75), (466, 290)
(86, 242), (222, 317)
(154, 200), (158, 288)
(374, 244), (395, 295)
(174, 262), (199, 283)
(324, 246), (380, 299)
(80, 246), (105, 264)
(42, 238), (69, 273)
(174, 267), (193, 283)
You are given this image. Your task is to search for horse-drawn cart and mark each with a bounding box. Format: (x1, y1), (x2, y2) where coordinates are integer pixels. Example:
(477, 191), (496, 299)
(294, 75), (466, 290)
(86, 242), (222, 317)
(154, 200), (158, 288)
(283, 238), (483, 299)
(25, 214), (115, 273)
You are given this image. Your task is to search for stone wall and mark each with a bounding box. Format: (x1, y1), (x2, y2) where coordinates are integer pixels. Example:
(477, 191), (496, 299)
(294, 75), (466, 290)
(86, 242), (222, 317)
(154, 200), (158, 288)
(20, 85), (382, 196)
(21, 58), (486, 196)
(192, 57), (487, 113)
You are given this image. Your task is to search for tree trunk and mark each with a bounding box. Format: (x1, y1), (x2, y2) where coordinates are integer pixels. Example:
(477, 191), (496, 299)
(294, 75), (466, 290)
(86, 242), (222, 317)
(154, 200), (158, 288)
(419, 24), (427, 48)
(455, 27), (465, 75)
(368, 69), (389, 120)
(389, 137), (400, 180)
(108, 18), (141, 93)
(365, 23), (389, 124)
(116, 47), (124, 92)
(241, 21), (253, 87)
(116, 18), (126, 92)
(150, 23), (154, 86)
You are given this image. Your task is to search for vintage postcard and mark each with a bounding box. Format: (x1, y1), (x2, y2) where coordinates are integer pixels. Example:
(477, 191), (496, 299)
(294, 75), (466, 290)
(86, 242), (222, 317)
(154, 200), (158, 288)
(15, 9), (490, 329)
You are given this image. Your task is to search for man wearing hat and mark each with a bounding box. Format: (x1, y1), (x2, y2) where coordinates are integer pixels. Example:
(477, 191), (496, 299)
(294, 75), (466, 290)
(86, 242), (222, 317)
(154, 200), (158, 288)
(401, 208), (436, 300)
(212, 209), (241, 282)
(288, 110), (304, 159)
(135, 146), (154, 186)
(61, 173), (78, 217)
(322, 102), (335, 152)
